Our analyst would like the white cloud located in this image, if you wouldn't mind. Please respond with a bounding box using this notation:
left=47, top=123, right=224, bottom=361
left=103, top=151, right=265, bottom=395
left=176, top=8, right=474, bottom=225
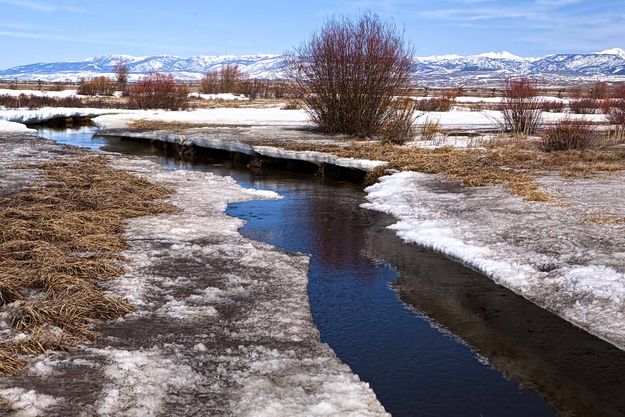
left=0, top=0, right=85, bottom=13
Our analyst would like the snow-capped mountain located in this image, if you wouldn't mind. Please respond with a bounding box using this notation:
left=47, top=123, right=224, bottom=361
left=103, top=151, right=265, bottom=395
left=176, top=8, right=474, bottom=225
left=0, top=54, right=287, bottom=82
left=1, top=50, right=625, bottom=86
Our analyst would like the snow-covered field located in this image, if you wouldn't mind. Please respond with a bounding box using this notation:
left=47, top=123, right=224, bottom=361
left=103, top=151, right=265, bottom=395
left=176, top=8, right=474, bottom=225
left=0, top=88, right=256, bottom=101
left=364, top=171, right=625, bottom=350
left=0, top=88, right=78, bottom=98
left=0, top=105, right=607, bottom=135
left=188, top=92, right=250, bottom=101
left=93, top=107, right=311, bottom=129
left=415, top=95, right=570, bottom=104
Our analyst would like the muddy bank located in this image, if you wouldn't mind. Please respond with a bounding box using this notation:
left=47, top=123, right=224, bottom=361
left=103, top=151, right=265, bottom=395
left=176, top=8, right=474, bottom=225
left=0, top=133, right=387, bottom=416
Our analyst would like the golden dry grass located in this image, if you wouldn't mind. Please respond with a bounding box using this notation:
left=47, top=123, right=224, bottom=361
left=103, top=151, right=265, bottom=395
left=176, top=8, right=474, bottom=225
left=271, top=136, right=625, bottom=201
left=0, top=156, right=177, bottom=373
left=130, top=119, right=253, bottom=131
left=584, top=215, right=625, bottom=224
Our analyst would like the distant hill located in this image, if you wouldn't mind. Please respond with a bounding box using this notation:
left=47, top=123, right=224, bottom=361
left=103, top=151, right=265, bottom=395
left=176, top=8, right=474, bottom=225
left=2, top=49, right=625, bottom=86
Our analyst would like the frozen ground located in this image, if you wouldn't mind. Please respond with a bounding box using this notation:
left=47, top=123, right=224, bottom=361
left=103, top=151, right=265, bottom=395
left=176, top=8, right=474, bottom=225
left=364, top=171, right=625, bottom=350
left=0, top=89, right=78, bottom=98
left=0, top=134, right=387, bottom=417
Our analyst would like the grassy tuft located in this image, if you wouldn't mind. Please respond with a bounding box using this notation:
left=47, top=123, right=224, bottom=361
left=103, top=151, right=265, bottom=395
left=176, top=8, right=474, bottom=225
left=0, top=156, right=176, bottom=373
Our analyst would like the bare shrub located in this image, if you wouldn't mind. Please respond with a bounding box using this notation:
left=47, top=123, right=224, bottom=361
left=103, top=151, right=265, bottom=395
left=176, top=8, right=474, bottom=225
left=127, top=72, right=189, bottom=110
left=590, top=81, right=609, bottom=100
left=77, top=76, right=116, bottom=96
left=607, top=99, right=625, bottom=126
left=415, top=96, right=453, bottom=112
left=114, top=61, right=129, bottom=96
left=0, top=94, right=125, bottom=109
left=379, top=99, right=419, bottom=144
left=570, top=98, right=601, bottom=114
left=220, top=64, right=242, bottom=93
left=200, top=65, right=246, bottom=95
left=539, top=100, right=565, bottom=112
left=539, top=119, right=599, bottom=151
left=569, top=85, right=584, bottom=99
left=200, top=70, right=220, bottom=94
left=49, top=82, right=66, bottom=92
left=498, top=78, right=543, bottom=134
left=612, top=84, right=625, bottom=100
left=239, top=79, right=264, bottom=101
left=287, top=13, right=416, bottom=140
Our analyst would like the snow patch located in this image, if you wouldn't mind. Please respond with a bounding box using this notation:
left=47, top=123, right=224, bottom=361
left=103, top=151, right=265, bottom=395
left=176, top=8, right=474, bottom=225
left=94, top=347, right=201, bottom=417
left=0, top=388, right=59, bottom=417
left=364, top=171, right=625, bottom=349
left=189, top=92, right=249, bottom=101
left=0, top=120, right=33, bottom=132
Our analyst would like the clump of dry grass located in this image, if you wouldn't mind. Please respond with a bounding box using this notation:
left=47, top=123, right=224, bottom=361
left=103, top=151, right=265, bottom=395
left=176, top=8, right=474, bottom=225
left=269, top=137, right=625, bottom=201
left=418, top=117, right=442, bottom=141
left=0, top=156, right=176, bottom=373
left=129, top=119, right=251, bottom=131
left=281, top=100, right=302, bottom=110
left=584, top=214, right=625, bottom=224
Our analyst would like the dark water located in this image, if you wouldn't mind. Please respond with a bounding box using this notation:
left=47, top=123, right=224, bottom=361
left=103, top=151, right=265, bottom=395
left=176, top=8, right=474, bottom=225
left=39, top=127, right=625, bottom=417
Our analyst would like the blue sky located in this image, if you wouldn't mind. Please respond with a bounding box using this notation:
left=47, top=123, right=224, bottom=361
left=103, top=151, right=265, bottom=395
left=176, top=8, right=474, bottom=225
left=0, top=0, right=623, bottom=68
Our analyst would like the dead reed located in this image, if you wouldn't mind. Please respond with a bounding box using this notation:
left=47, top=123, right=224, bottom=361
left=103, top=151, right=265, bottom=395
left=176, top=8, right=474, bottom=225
left=0, top=156, right=176, bottom=373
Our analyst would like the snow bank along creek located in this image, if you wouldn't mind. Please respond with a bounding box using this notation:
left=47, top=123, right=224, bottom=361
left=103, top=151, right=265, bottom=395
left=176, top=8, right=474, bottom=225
left=19, top=126, right=625, bottom=417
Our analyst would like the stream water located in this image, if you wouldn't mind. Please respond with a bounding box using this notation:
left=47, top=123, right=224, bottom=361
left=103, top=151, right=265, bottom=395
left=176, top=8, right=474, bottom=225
left=37, top=126, right=625, bottom=417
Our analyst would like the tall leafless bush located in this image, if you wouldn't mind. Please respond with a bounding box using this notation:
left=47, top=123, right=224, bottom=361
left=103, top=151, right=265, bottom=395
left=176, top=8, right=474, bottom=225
left=114, top=61, right=129, bottom=96
left=200, top=65, right=245, bottom=95
left=287, top=14, right=417, bottom=142
left=220, top=64, right=242, bottom=93
left=77, top=76, right=116, bottom=96
left=127, top=72, right=189, bottom=110
left=200, top=70, right=220, bottom=94
left=498, top=78, right=543, bottom=134
left=589, top=81, right=609, bottom=100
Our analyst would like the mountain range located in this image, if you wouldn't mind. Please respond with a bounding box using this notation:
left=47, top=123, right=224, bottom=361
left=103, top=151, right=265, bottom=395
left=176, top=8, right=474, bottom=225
left=1, top=49, right=625, bottom=87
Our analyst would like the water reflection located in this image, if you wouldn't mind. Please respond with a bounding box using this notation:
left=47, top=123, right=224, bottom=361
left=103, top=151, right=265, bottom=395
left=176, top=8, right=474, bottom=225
left=367, top=229, right=625, bottom=416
